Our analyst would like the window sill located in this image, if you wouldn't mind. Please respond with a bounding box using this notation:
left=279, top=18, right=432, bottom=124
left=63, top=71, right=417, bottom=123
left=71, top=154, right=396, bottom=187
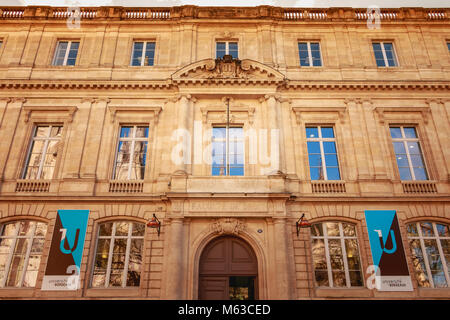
left=314, top=287, right=372, bottom=298
left=0, top=288, right=35, bottom=298
left=418, top=288, right=450, bottom=298
left=85, top=287, right=142, bottom=298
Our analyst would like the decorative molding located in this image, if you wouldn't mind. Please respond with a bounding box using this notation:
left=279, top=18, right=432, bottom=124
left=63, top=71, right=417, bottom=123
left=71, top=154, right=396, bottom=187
left=292, top=106, right=347, bottom=124
left=209, top=218, right=246, bottom=235
left=374, top=106, right=431, bottom=125
left=201, top=104, right=255, bottom=125
left=22, top=105, right=77, bottom=123
left=108, top=105, right=162, bottom=123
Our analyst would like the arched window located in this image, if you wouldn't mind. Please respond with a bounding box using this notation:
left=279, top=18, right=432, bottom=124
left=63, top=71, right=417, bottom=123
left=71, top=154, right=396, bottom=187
left=407, top=221, right=449, bottom=288
left=0, top=220, right=47, bottom=287
left=311, top=221, right=363, bottom=288
left=91, top=221, right=145, bottom=288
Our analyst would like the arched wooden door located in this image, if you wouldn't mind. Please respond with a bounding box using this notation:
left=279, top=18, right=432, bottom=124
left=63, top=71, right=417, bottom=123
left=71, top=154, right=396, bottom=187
left=198, top=236, right=258, bottom=300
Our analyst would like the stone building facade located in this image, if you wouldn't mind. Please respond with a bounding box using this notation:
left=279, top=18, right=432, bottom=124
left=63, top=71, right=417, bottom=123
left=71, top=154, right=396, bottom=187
left=0, top=5, right=449, bottom=300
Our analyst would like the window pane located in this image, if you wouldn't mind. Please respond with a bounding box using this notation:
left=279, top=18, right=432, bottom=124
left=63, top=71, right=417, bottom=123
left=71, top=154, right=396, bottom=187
left=396, top=155, right=409, bottom=167
left=407, top=142, right=421, bottom=155
left=349, top=271, right=363, bottom=286
left=309, top=167, right=322, bottom=180
left=390, top=127, right=402, bottom=138
left=403, top=127, right=417, bottom=139
left=342, top=223, right=356, bottom=237
left=120, top=127, right=133, bottom=138
left=1, top=223, right=17, bottom=237
left=436, top=224, right=449, bottom=237
left=307, top=141, right=320, bottom=154
left=308, top=154, right=322, bottom=167
left=136, top=127, right=149, bottom=138
left=132, top=223, right=145, bottom=237
left=407, top=223, right=419, bottom=237
left=314, top=271, right=329, bottom=286
left=420, top=222, right=434, bottom=237
left=324, top=154, right=338, bottom=167
left=326, top=167, right=341, bottom=180
left=326, top=223, right=340, bottom=237
left=323, top=142, right=336, bottom=154
left=312, top=239, right=325, bottom=257
left=311, top=223, right=323, bottom=237
left=332, top=271, right=346, bottom=287
left=345, top=239, right=361, bottom=270
left=115, top=222, right=130, bottom=236
left=320, top=127, right=334, bottom=138
left=306, top=127, right=319, bottom=138
left=229, top=42, right=238, bottom=59
left=99, top=223, right=113, bottom=236
left=413, top=167, right=428, bottom=181
left=409, top=239, right=430, bottom=287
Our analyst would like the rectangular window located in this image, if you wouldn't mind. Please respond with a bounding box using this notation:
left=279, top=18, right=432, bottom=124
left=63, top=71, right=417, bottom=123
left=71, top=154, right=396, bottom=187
left=216, top=41, right=238, bottom=59
left=298, top=42, right=322, bottom=67
left=390, top=126, right=428, bottom=180
left=212, top=127, right=244, bottom=176
left=52, top=41, right=79, bottom=66
left=372, top=42, right=398, bottom=67
left=306, top=126, right=340, bottom=180
left=113, top=126, right=149, bottom=180
left=23, top=125, right=63, bottom=180
left=131, top=41, right=155, bottom=66
left=447, top=42, right=450, bottom=53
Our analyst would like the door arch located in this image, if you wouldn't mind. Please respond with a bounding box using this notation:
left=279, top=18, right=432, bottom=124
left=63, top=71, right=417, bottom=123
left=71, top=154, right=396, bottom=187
left=198, top=235, right=258, bottom=300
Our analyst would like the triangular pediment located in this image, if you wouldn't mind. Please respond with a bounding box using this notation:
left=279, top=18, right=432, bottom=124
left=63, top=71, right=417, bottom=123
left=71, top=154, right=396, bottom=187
left=171, top=58, right=286, bottom=85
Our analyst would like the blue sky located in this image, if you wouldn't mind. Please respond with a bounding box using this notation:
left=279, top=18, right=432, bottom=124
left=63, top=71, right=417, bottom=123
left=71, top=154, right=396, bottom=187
left=3, top=0, right=449, bottom=8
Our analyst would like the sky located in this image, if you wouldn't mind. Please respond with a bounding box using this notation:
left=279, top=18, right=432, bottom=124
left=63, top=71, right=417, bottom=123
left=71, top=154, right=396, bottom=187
left=2, top=0, right=449, bottom=8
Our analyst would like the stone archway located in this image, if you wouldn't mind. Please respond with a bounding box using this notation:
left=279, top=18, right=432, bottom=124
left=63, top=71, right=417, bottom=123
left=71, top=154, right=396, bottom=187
left=198, top=235, right=258, bottom=300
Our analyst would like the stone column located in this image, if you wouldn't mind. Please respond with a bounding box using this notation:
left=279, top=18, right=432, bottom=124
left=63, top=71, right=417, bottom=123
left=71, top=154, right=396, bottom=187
left=164, top=217, right=185, bottom=299
left=272, top=217, right=293, bottom=299
left=427, top=99, right=450, bottom=180
left=346, top=98, right=372, bottom=180
left=263, top=94, right=282, bottom=175
left=0, top=98, right=23, bottom=180
left=79, top=98, right=109, bottom=179
left=172, top=94, right=193, bottom=175
left=62, top=98, right=94, bottom=179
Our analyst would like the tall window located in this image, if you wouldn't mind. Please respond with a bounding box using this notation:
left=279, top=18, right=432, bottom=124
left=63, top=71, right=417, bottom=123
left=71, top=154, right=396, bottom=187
left=372, top=42, right=398, bottom=67
left=0, top=221, right=47, bottom=288
left=131, top=41, right=155, bottom=66
left=311, top=222, right=363, bottom=288
left=212, top=127, right=244, bottom=176
left=390, top=126, right=428, bottom=180
left=306, top=126, right=340, bottom=180
left=298, top=42, right=322, bottom=67
left=52, top=40, right=79, bottom=66
left=447, top=42, right=450, bottom=53
left=216, top=41, right=238, bottom=59
left=113, top=126, right=149, bottom=180
left=91, top=221, right=145, bottom=288
left=407, top=222, right=449, bottom=288
left=23, top=125, right=63, bottom=180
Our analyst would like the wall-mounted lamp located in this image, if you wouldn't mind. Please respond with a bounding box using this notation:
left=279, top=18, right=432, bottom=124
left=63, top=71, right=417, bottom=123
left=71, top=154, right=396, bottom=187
left=147, top=213, right=161, bottom=237
left=296, top=213, right=311, bottom=237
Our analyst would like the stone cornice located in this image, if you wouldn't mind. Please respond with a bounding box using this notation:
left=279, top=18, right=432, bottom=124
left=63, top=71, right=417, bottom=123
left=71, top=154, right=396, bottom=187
left=0, top=6, right=448, bottom=23
left=0, top=80, right=449, bottom=91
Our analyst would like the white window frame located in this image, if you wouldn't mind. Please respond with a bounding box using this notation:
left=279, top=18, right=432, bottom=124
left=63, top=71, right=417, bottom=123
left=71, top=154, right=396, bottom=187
left=311, top=222, right=363, bottom=288
left=91, top=221, right=145, bottom=288
left=113, top=125, right=149, bottom=180
left=212, top=126, right=245, bottom=176
left=52, top=40, right=79, bottom=66
left=407, top=222, right=450, bottom=288
left=23, top=125, right=63, bottom=180
left=390, top=126, right=428, bottom=181
left=215, top=41, right=238, bottom=58
left=373, top=41, right=398, bottom=67
left=0, top=221, right=47, bottom=288
left=130, top=41, right=155, bottom=66
left=306, top=125, right=340, bottom=181
left=298, top=41, right=322, bottom=67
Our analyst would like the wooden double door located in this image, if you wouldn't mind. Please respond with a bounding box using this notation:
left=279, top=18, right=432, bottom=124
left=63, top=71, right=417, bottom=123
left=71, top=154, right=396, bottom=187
left=198, top=236, right=258, bottom=300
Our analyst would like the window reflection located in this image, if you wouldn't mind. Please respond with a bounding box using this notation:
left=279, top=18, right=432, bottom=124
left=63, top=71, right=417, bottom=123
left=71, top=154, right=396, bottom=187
left=92, top=221, right=145, bottom=288
left=310, top=222, right=363, bottom=288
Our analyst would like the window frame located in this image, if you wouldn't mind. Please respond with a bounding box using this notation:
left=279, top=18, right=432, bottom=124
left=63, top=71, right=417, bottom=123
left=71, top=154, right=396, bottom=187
left=372, top=41, right=399, bottom=67
left=112, top=125, right=150, bottom=180
left=310, top=221, right=364, bottom=288
left=0, top=220, right=47, bottom=288
left=22, top=124, right=64, bottom=180
left=407, top=221, right=450, bottom=288
left=90, top=220, right=146, bottom=289
left=389, top=125, right=429, bottom=181
left=215, top=41, right=239, bottom=59
left=298, top=41, right=322, bottom=67
left=52, top=40, right=80, bottom=66
left=305, top=125, right=341, bottom=181
left=130, top=41, right=156, bottom=67
left=211, top=125, right=245, bottom=176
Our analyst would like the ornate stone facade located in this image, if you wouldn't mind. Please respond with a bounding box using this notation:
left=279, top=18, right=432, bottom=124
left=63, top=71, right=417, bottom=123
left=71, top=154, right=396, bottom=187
left=0, top=5, right=449, bottom=300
